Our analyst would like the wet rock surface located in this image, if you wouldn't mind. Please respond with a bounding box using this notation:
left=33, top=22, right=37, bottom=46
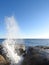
left=0, top=44, right=49, bottom=65
left=22, top=46, right=49, bottom=65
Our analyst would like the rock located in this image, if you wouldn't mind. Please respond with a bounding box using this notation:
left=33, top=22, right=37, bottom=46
left=0, top=55, right=6, bottom=65
left=0, top=55, right=10, bottom=65
left=22, top=46, right=49, bottom=65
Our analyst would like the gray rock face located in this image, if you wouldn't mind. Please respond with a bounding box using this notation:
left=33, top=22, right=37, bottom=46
left=1, top=44, right=49, bottom=65
left=22, top=46, right=49, bottom=65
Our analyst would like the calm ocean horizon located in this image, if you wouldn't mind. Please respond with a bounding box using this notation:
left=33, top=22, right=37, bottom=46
left=0, top=39, right=49, bottom=46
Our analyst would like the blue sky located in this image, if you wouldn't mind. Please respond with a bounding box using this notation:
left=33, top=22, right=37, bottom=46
left=0, top=0, right=49, bottom=38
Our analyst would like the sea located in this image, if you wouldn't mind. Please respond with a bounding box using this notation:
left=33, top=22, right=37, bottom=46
left=0, top=39, right=49, bottom=46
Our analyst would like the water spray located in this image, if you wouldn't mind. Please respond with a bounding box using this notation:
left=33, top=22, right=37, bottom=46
left=3, top=16, right=23, bottom=64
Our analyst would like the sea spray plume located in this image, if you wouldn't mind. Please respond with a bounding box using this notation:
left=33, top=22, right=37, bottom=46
left=3, top=16, right=23, bottom=64
left=5, top=16, right=21, bottom=39
left=3, top=39, right=21, bottom=63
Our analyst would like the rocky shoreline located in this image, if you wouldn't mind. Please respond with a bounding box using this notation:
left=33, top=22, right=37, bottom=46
left=0, top=44, right=49, bottom=65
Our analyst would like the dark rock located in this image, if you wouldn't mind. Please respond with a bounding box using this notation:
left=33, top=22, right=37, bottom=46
left=22, top=46, right=49, bottom=65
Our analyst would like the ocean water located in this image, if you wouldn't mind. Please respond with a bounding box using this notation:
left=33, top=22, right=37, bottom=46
left=24, top=39, right=49, bottom=46
left=0, top=39, right=49, bottom=46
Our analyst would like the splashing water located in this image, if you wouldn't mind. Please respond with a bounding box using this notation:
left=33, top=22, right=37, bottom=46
left=3, top=16, right=23, bottom=64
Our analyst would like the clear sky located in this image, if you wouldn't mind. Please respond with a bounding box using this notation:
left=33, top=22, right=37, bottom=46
left=0, top=0, right=49, bottom=38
